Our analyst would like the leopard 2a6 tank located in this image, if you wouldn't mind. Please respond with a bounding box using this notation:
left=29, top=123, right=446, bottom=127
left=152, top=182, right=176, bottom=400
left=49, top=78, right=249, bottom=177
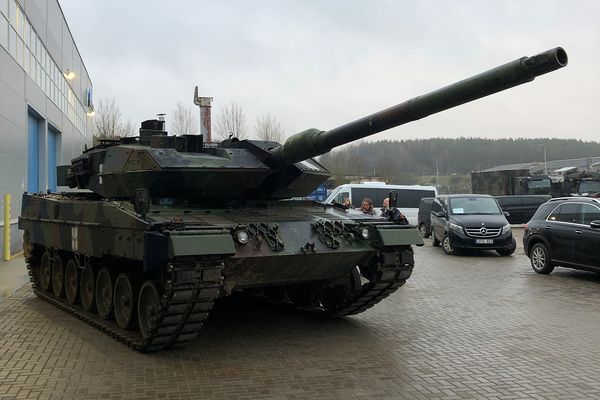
left=19, top=47, right=568, bottom=351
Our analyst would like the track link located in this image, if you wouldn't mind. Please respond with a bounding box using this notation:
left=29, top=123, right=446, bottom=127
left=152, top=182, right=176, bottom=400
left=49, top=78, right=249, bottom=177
left=27, top=254, right=224, bottom=352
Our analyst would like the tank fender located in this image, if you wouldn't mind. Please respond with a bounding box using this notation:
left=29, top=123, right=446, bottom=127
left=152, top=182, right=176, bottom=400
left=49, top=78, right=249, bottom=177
left=375, top=226, right=424, bottom=247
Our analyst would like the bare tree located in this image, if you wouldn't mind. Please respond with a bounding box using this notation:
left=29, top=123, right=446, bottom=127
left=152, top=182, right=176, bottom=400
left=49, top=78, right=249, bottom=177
left=215, top=102, right=247, bottom=140
left=92, top=97, right=134, bottom=141
left=122, top=119, right=136, bottom=137
left=171, top=102, right=198, bottom=135
left=254, top=114, right=284, bottom=143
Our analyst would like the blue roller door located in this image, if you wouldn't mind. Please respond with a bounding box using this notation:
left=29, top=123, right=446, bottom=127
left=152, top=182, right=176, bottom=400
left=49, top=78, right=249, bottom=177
left=27, top=113, right=39, bottom=193
left=48, top=127, right=58, bottom=192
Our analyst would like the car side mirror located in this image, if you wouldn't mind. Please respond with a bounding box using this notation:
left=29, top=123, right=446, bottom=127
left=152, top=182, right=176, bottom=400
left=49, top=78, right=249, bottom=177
left=590, top=220, right=600, bottom=229
left=133, top=188, right=150, bottom=218
left=503, top=211, right=510, bottom=217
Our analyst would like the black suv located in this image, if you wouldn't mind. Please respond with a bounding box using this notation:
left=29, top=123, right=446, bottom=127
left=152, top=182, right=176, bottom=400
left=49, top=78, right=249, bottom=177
left=523, top=197, right=600, bottom=274
left=417, top=197, right=434, bottom=238
left=430, top=194, right=516, bottom=255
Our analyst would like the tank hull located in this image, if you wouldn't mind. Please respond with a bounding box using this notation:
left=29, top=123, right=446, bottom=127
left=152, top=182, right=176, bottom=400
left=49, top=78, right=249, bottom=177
left=19, top=193, right=420, bottom=351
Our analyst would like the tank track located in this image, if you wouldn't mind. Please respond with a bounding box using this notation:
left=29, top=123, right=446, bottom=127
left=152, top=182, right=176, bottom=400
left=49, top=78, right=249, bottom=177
left=255, top=248, right=414, bottom=317
left=26, top=251, right=224, bottom=352
left=324, top=248, right=414, bottom=317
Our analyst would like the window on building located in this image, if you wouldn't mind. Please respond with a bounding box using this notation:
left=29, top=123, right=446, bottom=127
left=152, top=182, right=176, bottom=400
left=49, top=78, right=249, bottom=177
left=0, top=13, right=7, bottom=49
left=8, top=25, right=15, bottom=57
left=1, top=0, right=90, bottom=138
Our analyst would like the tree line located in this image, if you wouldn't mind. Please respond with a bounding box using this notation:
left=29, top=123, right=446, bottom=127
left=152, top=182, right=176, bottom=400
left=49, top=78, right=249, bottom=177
left=92, top=97, right=284, bottom=143
left=317, top=138, right=600, bottom=184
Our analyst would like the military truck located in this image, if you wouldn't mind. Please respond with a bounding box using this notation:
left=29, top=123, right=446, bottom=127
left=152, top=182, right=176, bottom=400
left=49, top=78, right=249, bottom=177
left=471, top=170, right=556, bottom=196
left=562, top=170, right=600, bottom=196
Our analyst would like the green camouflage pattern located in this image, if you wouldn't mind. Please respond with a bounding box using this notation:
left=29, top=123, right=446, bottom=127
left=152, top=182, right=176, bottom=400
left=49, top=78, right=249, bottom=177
left=18, top=47, right=567, bottom=351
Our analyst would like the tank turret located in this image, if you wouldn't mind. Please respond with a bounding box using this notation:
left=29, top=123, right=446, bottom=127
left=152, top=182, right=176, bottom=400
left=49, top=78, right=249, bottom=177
left=60, top=47, right=567, bottom=203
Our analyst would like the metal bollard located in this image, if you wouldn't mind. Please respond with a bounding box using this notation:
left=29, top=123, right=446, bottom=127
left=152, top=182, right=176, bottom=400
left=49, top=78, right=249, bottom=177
left=4, top=194, right=10, bottom=261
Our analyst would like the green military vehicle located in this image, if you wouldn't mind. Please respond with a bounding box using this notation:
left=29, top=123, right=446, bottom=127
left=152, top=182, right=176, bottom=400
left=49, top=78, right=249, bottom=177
left=562, top=170, right=600, bottom=197
left=19, top=47, right=567, bottom=351
left=471, top=170, right=556, bottom=196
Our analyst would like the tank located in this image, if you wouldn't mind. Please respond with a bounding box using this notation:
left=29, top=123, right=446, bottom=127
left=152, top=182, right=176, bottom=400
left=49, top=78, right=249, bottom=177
left=19, top=47, right=568, bottom=352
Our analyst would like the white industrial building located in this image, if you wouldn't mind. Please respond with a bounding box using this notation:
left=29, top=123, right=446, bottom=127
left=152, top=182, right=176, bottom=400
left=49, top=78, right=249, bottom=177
left=0, top=0, right=93, bottom=253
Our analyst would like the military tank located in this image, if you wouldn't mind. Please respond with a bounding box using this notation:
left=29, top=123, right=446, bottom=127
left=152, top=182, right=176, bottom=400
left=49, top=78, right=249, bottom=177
left=19, top=47, right=567, bottom=351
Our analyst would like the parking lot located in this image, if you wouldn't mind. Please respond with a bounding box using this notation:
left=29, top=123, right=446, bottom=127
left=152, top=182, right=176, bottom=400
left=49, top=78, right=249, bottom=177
left=1, top=228, right=600, bottom=400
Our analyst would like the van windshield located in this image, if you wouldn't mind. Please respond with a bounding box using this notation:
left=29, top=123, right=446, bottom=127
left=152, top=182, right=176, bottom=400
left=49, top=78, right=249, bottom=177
left=448, top=197, right=501, bottom=215
left=578, top=180, right=600, bottom=194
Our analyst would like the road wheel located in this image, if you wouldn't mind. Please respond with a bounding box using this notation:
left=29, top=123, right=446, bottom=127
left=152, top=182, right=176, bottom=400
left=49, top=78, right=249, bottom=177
left=418, top=224, right=430, bottom=238
left=96, top=268, right=114, bottom=320
left=80, top=264, right=95, bottom=311
left=497, top=238, right=517, bottom=256
left=64, top=259, right=79, bottom=304
left=530, top=243, right=554, bottom=274
left=114, top=273, right=136, bottom=329
left=319, top=267, right=362, bottom=310
left=286, top=283, right=316, bottom=307
left=51, top=255, right=65, bottom=298
left=39, top=252, right=52, bottom=292
left=432, top=231, right=440, bottom=247
left=442, top=234, right=456, bottom=255
left=138, top=281, right=160, bottom=338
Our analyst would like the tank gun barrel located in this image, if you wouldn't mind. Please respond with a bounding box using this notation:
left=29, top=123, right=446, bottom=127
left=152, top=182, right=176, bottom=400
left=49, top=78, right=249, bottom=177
left=270, top=47, right=567, bottom=165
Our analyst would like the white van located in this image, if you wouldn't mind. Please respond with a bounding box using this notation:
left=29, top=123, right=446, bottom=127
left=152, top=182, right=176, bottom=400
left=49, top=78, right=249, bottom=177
left=324, top=182, right=438, bottom=225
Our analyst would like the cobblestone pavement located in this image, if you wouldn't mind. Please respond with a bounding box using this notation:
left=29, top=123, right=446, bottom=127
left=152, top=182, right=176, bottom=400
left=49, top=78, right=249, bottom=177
left=2, top=229, right=600, bottom=400
left=0, top=255, right=29, bottom=302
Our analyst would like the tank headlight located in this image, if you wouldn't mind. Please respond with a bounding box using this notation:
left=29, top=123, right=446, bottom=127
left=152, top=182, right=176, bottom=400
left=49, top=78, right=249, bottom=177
left=361, top=227, right=372, bottom=240
left=236, top=230, right=249, bottom=244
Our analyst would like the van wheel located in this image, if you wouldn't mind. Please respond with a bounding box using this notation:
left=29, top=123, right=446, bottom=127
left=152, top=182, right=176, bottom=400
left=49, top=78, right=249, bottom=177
left=432, top=231, right=440, bottom=247
left=442, top=235, right=456, bottom=255
left=418, top=224, right=430, bottom=238
left=530, top=243, right=554, bottom=274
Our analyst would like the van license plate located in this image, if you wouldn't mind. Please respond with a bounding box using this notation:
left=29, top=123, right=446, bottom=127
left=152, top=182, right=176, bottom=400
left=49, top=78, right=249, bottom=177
left=475, top=239, right=494, bottom=244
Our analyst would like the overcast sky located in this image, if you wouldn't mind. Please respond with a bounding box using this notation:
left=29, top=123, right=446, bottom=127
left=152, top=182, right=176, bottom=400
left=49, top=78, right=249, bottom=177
left=60, top=0, right=600, bottom=144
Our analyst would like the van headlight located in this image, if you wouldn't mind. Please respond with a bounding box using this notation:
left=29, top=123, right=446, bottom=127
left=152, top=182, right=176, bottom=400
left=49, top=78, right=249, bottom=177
left=502, top=224, right=512, bottom=234
left=449, top=222, right=463, bottom=233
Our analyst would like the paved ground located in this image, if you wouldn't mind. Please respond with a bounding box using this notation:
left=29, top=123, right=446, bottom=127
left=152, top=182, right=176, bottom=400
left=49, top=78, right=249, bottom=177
left=1, top=228, right=600, bottom=400
left=0, top=255, right=29, bottom=302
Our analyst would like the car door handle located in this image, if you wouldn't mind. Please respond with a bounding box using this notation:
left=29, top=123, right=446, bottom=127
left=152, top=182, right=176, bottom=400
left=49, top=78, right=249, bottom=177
left=575, top=230, right=583, bottom=234
left=544, top=225, right=551, bottom=230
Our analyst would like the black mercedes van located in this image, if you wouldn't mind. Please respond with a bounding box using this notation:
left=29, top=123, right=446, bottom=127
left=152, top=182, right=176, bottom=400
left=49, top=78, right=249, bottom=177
left=430, top=194, right=516, bottom=255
